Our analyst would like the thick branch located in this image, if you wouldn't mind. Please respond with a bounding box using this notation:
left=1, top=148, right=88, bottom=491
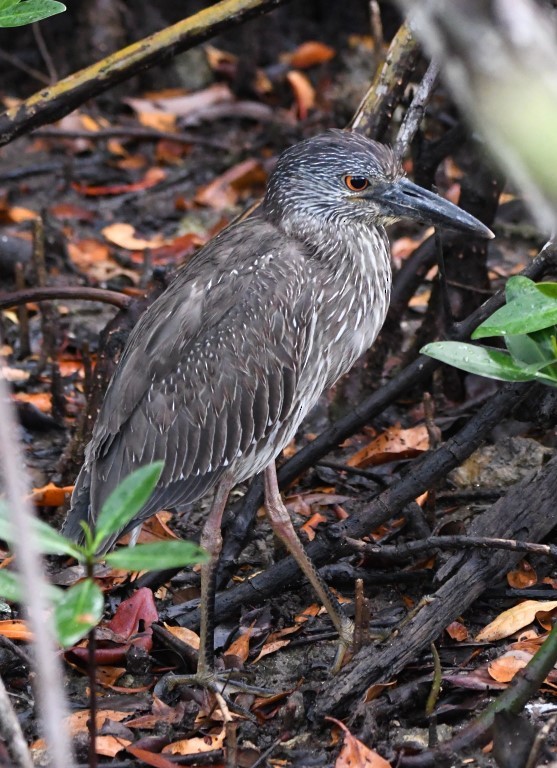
left=0, top=0, right=290, bottom=147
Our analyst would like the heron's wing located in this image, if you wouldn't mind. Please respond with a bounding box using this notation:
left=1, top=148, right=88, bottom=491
left=69, top=219, right=318, bottom=540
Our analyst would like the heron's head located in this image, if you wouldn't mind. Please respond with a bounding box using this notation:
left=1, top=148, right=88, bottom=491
left=263, top=129, right=493, bottom=238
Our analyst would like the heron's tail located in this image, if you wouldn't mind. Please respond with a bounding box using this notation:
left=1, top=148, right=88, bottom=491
left=61, top=467, right=91, bottom=543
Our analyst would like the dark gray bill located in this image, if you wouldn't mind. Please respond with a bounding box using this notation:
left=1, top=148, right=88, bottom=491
left=373, top=177, right=495, bottom=238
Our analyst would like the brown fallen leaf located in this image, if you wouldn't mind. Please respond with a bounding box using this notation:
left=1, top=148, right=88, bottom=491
left=286, top=70, right=315, bottom=119
left=126, top=745, right=177, bottom=768
left=13, top=392, right=51, bottom=414
left=162, top=728, right=225, bottom=755
left=74, top=167, right=166, bottom=197
left=445, top=621, right=469, bottom=642
left=507, top=560, right=537, bottom=589
left=347, top=424, right=429, bottom=468
left=476, top=600, right=557, bottom=642
left=95, top=735, right=131, bottom=758
left=162, top=623, right=200, bottom=650
left=31, top=482, right=73, bottom=507
left=285, top=40, right=336, bottom=69
left=326, top=717, right=392, bottom=767
left=488, top=650, right=532, bottom=683
left=0, top=620, right=33, bottom=642
left=102, top=222, right=167, bottom=251
left=300, top=512, right=328, bottom=541
left=195, top=158, right=266, bottom=209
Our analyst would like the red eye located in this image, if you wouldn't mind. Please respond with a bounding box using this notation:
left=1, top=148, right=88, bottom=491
left=344, top=175, right=369, bottom=192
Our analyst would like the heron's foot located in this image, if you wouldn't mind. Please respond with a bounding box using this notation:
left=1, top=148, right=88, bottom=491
left=330, top=616, right=355, bottom=674
left=155, top=670, right=275, bottom=721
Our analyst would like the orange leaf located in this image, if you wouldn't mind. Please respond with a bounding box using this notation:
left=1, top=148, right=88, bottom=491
left=95, top=735, right=131, bottom=758
left=286, top=70, right=315, bottom=119
left=488, top=650, right=532, bottom=683
left=13, top=392, right=51, bottom=413
left=226, top=621, right=256, bottom=663
left=49, top=203, right=95, bottom=221
left=162, top=728, right=225, bottom=755
left=8, top=206, right=39, bottom=222
left=286, top=41, right=335, bottom=69
left=476, top=600, right=557, bottom=642
left=73, top=167, right=166, bottom=196
left=445, top=621, right=468, bottom=641
left=253, top=638, right=291, bottom=663
left=347, top=424, right=429, bottom=468
left=126, top=746, right=177, bottom=767
left=300, top=512, right=328, bottom=541
left=195, top=159, right=266, bottom=210
left=102, top=222, right=167, bottom=251
left=0, top=620, right=33, bottom=642
left=31, top=482, right=73, bottom=507
left=507, top=560, right=537, bottom=589
left=326, top=717, right=392, bottom=767
left=162, top=623, right=200, bottom=650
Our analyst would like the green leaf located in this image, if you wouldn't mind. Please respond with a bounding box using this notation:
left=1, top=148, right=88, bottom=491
left=0, top=0, right=65, bottom=27
left=0, top=569, right=62, bottom=604
left=504, top=333, right=553, bottom=367
left=473, top=279, right=557, bottom=339
left=105, top=540, right=207, bottom=571
left=421, top=342, right=536, bottom=381
left=0, top=570, right=25, bottom=603
left=53, top=579, right=104, bottom=648
left=0, top=502, right=84, bottom=558
left=93, top=462, right=164, bottom=551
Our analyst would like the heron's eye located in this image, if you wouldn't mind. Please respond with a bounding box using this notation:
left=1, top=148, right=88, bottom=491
left=344, top=175, right=369, bottom=192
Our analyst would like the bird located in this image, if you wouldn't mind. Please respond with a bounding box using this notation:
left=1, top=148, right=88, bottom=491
left=63, top=129, right=492, bottom=678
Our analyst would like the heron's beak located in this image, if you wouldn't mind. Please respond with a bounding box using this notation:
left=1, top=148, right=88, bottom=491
left=373, top=177, right=495, bottom=238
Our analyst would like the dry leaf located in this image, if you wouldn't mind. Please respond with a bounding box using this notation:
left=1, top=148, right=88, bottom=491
left=285, top=40, right=336, bottom=69
left=300, top=512, right=328, bottom=541
left=0, top=620, right=33, bottom=642
left=7, top=206, right=39, bottom=222
left=507, top=560, right=537, bottom=589
left=488, top=650, right=532, bottom=683
left=95, top=735, right=131, bottom=757
left=125, top=745, right=177, bottom=767
left=31, top=482, right=73, bottom=507
left=347, top=424, right=429, bottom=468
left=253, top=638, right=291, bottom=663
left=195, top=158, right=266, bottom=209
left=326, top=717, right=392, bottom=767
left=446, top=621, right=469, bottom=641
left=162, top=623, right=200, bottom=650
left=286, top=70, right=315, bottom=119
left=226, top=620, right=256, bottom=663
left=102, top=223, right=167, bottom=251
left=476, top=600, right=557, bottom=642
left=162, top=728, right=225, bottom=755
left=1, top=366, right=30, bottom=383
left=13, top=392, right=51, bottom=413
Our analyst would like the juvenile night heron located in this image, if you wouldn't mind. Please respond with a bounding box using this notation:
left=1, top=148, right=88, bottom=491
left=64, top=129, right=492, bottom=675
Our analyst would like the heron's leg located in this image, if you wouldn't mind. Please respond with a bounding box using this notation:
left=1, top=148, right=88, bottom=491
left=197, top=474, right=235, bottom=675
left=263, top=464, right=354, bottom=670
left=158, top=474, right=273, bottom=712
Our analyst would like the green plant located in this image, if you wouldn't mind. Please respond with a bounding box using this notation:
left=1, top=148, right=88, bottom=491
left=0, top=462, right=206, bottom=647
left=422, top=276, right=557, bottom=387
left=0, top=0, right=65, bottom=27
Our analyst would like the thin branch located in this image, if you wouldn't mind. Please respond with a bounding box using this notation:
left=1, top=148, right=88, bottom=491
left=350, top=20, right=421, bottom=140
left=0, top=0, right=291, bottom=148
left=345, top=534, right=557, bottom=562
left=0, top=286, right=132, bottom=311
left=394, top=59, right=440, bottom=159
